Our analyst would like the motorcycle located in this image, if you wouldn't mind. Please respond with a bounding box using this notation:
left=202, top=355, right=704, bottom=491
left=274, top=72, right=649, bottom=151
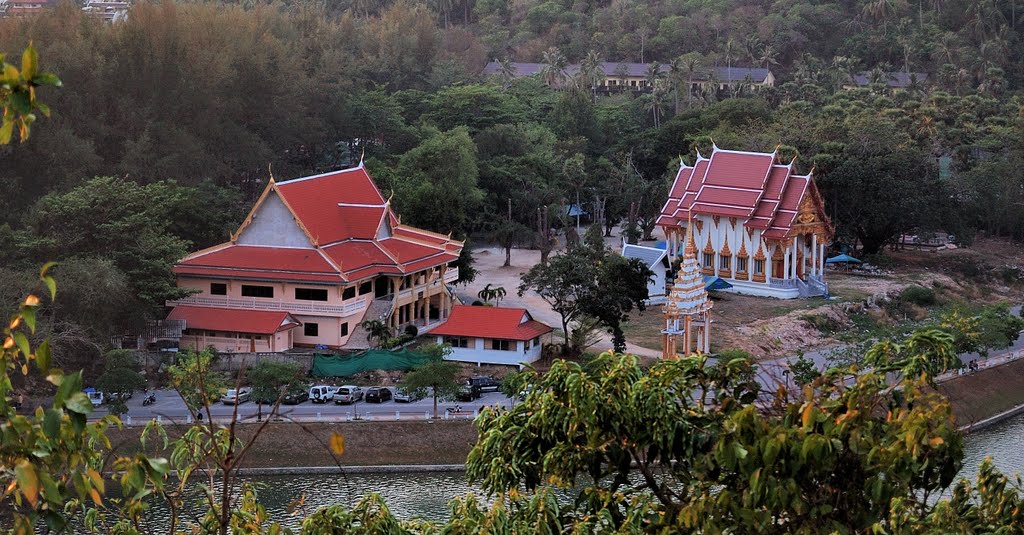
left=142, top=394, right=156, bottom=406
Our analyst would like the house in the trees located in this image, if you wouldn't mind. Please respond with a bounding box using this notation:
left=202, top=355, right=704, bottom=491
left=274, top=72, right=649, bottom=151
left=432, top=305, right=552, bottom=368
left=166, top=162, right=463, bottom=352
left=657, top=145, right=834, bottom=299
left=621, top=243, right=671, bottom=304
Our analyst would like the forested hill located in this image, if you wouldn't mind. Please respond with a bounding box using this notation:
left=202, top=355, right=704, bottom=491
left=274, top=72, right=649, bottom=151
left=0, top=0, right=1022, bottom=368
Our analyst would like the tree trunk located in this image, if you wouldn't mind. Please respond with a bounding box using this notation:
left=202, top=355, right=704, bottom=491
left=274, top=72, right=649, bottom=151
left=432, top=390, right=439, bottom=419
left=504, top=245, right=511, bottom=267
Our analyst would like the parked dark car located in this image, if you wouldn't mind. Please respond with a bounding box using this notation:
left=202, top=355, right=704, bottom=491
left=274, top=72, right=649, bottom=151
left=469, top=376, right=501, bottom=393
left=282, top=390, right=309, bottom=405
left=455, top=383, right=481, bottom=402
left=364, top=387, right=393, bottom=403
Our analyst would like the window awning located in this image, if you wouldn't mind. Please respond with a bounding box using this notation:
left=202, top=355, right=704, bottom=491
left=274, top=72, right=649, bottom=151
left=166, top=306, right=301, bottom=335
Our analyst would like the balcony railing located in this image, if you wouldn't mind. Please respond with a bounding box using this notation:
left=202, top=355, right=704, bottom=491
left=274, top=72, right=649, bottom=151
left=444, top=267, right=459, bottom=283
left=166, top=295, right=366, bottom=317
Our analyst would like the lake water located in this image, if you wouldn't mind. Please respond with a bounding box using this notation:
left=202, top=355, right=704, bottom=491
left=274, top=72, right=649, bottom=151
left=128, top=412, right=1024, bottom=530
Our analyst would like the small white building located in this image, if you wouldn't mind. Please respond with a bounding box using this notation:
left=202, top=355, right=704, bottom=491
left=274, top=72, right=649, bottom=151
left=433, top=305, right=553, bottom=368
left=621, top=243, right=671, bottom=304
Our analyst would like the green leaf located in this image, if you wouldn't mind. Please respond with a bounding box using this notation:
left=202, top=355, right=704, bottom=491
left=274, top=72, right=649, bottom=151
left=146, top=457, right=170, bottom=476
left=15, top=459, right=39, bottom=507
left=0, top=119, right=12, bottom=144
left=13, top=331, right=30, bottom=357
left=35, top=340, right=50, bottom=372
left=31, top=73, right=61, bottom=88
left=43, top=408, right=60, bottom=438
left=19, top=305, right=35, bottom=333
left=64, top=392, right=93, bottom=415
left=41, top=275, right=56, bottom=300
left=21, top=44, right=37, bottom=81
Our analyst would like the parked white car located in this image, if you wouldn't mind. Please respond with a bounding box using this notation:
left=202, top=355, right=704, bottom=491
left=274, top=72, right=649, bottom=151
left=309, top=385, right=338, bottom=403
left=85, top=388, right=104, bottom=407
left=222, top=388, right=252, bottom=405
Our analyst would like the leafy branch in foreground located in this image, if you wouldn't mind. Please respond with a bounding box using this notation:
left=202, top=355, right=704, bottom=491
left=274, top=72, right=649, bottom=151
left=0, top=42, right=60, bottom=144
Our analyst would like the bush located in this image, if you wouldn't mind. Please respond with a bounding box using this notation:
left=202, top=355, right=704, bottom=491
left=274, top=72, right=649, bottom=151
left=900, top=285, right=936, bottom=307
left=801, top=314, right=844, bottom=334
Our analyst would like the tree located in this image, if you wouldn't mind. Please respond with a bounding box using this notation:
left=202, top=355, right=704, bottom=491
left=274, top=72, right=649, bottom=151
left=789, top=352, right=821, bottom=387
left=96, top=349, right=146, bottom=417
left=476, top=283, right=507, bottom=305
left=401, top=344, right=462, bottom=418
left=453, top=238, right=478, bottom=285
left=466, top=336, right=967, bottom=532
left=167, top=349, right=227, bottom=418
left=539, top=47, right=567, bottom=88
left=361, top=319, right=393, bottom=348
left=394, top=127, right=484, bottom=238
left=519, top=227, right=652, bottom=353
left=248, top=360, right=302, bottom=421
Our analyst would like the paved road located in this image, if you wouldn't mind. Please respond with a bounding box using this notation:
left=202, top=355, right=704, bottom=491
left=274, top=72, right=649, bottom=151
left=94, top=389, right=516, bottom=425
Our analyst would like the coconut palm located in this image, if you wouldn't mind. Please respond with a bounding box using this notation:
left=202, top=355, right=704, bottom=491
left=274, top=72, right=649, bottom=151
left=681, top=53, right=702, bottom=108
left=723, top=39, right=739, bottom=97
left=646, top=87, right=667, bottom=127
left=644, top=61, right=662, bottom=92
left=361, top=319, right=392, bottom=348
left=540, top=47, right=568, bottom=88
left=579, top=50, right=604, bottom=99
left=497, top=58, right=517, bottom=89
left=666, top=56, right=685, bottom=114
left=477, top=283, right=508, bottom=305
left=758, top=44, right=779, bottom=71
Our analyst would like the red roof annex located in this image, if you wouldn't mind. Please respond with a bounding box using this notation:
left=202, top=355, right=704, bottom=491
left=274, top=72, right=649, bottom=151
left=431, top=305, right=553, bottom=341
left=174, top=163, right=463, bottom=283
left=167, top=306, right=301, bottom=334
left=657, top=146, right=825, bottom=239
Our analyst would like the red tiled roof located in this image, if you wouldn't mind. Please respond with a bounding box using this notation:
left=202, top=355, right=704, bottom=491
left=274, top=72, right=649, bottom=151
left=174, top=164, right=463, bottom=283
left=167, top=306, right=301, bottom=334
left=658, top=147, right=823, bottom=238
left=431, top=305, right=553, bottom=341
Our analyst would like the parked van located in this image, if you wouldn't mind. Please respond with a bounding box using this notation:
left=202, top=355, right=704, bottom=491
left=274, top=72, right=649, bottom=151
left=309, top=385, right=337, bottom=403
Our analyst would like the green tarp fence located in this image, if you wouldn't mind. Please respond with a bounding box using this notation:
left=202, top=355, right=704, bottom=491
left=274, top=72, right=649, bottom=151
left=311, top=349, right=431, bottom=378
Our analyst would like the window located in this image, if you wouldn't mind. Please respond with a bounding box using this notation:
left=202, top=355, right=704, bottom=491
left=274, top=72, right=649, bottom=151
left=702, top=252, right=713, bottom=267
left=489, top=339, right=513, bottom=351
left=444, top=336, right=469, bottom=348
left=341, top=323, right=349, bottom=336
left=295, top=288, right=328, bottom=301
left=359, top=281, right=373, bottom=295
left=241, top=285, right=274, bottom=298
left=531, top=336, right=541, bottom=348
left=342, top=286, right=356, bottom=300
left=754, top=259, right=765, bottom=275
left=210, top=283, right=227, bottom=295
left=304, top=323, right=319, bottom=337
left=719, top=255, right=731, bottom=270
left=737, top=257, right=748, bottom=273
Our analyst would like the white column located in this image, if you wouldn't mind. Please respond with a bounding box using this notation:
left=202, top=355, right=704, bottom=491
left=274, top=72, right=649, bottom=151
left=782, top=246, right=790, bottom=281
left=820, top=243, right=826, bottom=276
left=792, top=237, right=799, bottom=278
left=811, top=234, right=818, bottom=276
left=765, top=244, right=772, bottom=281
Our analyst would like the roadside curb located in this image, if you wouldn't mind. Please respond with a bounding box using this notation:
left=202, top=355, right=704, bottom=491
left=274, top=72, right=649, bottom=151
left=959, top=402, right=1024, bottom=434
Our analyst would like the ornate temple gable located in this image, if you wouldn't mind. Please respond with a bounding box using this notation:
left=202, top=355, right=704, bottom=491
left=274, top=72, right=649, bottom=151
left=720, top=236, right=731, bottom=256
left=703, top=235, right=715, bottom=254
left=737, top=240, right=748, bottom=258
left=234, top=184, right=315, bottom=249
left=694, top=218, right=704, bottom=234
left=787, top=179, right=834, bottom=240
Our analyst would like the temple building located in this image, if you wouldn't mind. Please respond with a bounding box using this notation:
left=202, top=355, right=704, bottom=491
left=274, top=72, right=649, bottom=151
left=657, top=145, right=834, bottom=299
left=165, top=162, right=463, bottom=352
left=662, top=232, right=712, bottom=358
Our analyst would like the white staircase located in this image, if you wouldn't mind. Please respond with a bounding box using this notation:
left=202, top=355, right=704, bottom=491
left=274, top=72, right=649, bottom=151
left=343, top=298, right=394, bottom=349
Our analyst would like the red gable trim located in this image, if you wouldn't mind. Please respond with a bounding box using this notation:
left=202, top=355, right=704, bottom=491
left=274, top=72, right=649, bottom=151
left=167, top=306, right=301, bottom=335
left=431, top=305, right=553, bottom=341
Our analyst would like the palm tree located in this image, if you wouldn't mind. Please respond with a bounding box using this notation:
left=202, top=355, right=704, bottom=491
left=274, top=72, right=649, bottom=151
left=361, top=320, right=392, bottom=348
left=579, top=50, right=603, bottom=100
left=681, top=53, right=702, bottom=108
left=666, top=56, right=685, bottom=114
left=497, top=58, right=517, bottom=89
left=646, top=87, right=666, bottom=128
left=758, top=44, right=779, bottom=71
left=644, top=61, right=662, bottom=92
left=477, top=283, right=508, bottom=306
left=540, top=47, right=567, bottom=88
left=723, top=39, right=739, bottom=97
left=435, top=0, right=454, bottom=28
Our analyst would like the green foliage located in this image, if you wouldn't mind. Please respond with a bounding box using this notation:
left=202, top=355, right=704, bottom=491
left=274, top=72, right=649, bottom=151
left=519, top=226, right=653, bottom=353
left=249, top=360, right=303, bottom=406
left=96, top=350, right=146, bottom=416
left=401, top=343, right=461, bottom=419
left=167, top=350, right=226, bottom=414
left=789, top=352, right=821, bottom=387
left=938, top=304, right=1024, bottom=358
left=900, top=285, right=937, bottom=307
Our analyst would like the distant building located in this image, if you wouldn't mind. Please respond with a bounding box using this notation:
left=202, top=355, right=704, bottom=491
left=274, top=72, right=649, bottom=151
left=432, top=305, right=552, bottom=367
left=621, top=243, right=670, bottom=304
left=0, top=0, right=57, bottom=17
left=482, top=61, right=775, bottom=93
left=844, top=71, right=929, bottom=90
left=82, top=0, right=129, bottom=22
left=166, top=162, right=463, bottom=353
left=657, top=145, right=834, bottom=299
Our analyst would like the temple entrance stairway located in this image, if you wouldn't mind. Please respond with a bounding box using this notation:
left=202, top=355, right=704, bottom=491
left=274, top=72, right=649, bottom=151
left=343, top=298, right=394, bottom=350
